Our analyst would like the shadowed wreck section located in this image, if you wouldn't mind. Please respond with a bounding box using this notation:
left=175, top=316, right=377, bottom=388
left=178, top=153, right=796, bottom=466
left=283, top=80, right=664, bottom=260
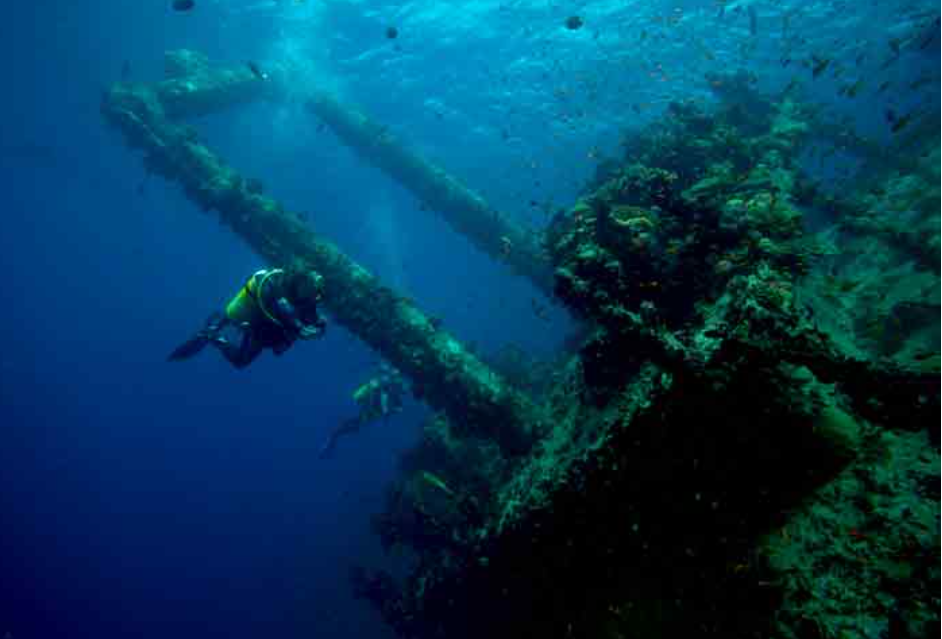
left=100, top=79, right=541, bottom=455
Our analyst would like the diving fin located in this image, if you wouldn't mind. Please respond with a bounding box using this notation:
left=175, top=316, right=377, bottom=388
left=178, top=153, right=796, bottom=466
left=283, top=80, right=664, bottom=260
left=167, top=333, right=210, bottom=362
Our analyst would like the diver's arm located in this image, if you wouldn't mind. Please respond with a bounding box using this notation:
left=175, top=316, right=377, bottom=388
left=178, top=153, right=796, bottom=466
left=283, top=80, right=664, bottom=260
left=274, top=297, right=301, bottom=329
left=299, top=316, right=326, bottom=340
left=274, top=297, right=325, bottom=340
left=274, top=297, right=306, bottom=338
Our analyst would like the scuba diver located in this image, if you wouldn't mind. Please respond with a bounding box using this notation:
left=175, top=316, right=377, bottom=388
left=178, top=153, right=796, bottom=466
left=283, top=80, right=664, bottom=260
left=168, top=266, right=327, bottom=369
left=318, top=364, right=408, bottom=459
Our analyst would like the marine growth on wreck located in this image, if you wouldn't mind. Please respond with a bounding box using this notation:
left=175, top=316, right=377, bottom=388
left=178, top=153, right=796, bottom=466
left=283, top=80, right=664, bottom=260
left=349, top=73, right=940, bottom=639
left=99, top=6, right=939, bottom=638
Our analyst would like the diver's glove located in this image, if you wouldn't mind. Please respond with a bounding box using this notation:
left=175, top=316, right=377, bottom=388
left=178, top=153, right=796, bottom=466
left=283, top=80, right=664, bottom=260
left=197, top=312, right=228, bottom=340
left=298, top=317, right=326, bottom=340
left=275, top=297, right=325, bottom=340
left=203, top=312, right=221, bottom=330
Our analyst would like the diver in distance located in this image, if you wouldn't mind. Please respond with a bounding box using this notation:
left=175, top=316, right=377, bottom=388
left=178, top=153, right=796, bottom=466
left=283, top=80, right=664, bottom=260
left=318, top=364, right=408, bottom=459
left=169, top=265, right=327, bottom=369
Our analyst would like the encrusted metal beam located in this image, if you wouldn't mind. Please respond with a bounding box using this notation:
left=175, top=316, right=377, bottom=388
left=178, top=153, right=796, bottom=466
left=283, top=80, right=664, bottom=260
left=150, top=50, right=555, bottom=297
left=302, top=92, right=555, bottom=296
left=101, top=80, right=539, bottom=454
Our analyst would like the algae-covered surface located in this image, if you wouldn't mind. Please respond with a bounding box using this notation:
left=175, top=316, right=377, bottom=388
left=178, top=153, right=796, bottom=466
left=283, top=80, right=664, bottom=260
left=354, top=77, right=940, bottom=639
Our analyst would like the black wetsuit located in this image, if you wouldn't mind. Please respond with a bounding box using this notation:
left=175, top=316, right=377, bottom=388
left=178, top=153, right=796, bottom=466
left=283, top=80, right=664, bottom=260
left=211, top=312, right=295, bottom=369
left=213, top=272, right=325, bottom=369
left=169, top=270, right=325, bottom=369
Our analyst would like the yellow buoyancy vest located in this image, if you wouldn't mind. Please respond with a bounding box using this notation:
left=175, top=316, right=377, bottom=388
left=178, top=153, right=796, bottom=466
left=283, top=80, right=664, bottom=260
left=225, top=269, right=284, bottom=325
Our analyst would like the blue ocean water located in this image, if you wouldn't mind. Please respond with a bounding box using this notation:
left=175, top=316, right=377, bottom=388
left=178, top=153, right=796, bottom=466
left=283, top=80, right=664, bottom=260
left=0, top=1, right=937, bottom=638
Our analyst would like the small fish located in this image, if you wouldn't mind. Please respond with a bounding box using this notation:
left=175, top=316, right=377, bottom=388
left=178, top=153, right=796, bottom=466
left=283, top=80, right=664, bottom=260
left=564, top=15, right=584, bottom=30
left=889, top=110, right=916, bottom=134
left=172, top=0, right=195, bottom=11
left=811, top=55, right=830, bottom=78
left=885, top=108, right=899, bottom=123
left=876, top=80, right=891, bottom=93
left=782, top=77, right=801, bottom=95
left=499, top=235, right=513, bottom=259
left=385, top=26, right=398, bottom=39
left=880, top=54, right=899, bottom=70
left=825, top=276, right=861, bottom=293
left=246, top=61, right=267, bottom=80
left=917, top=19, right=938, bottom=49
left=420, top=471, right=455, bottom=496
left=909, top=74, right=934, bottom=91
left=840, top=79, right=864, bottom=98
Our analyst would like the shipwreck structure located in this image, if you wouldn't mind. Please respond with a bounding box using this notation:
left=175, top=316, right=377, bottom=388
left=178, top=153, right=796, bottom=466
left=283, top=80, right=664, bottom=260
left=103, top=53, right=940, bottom=639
